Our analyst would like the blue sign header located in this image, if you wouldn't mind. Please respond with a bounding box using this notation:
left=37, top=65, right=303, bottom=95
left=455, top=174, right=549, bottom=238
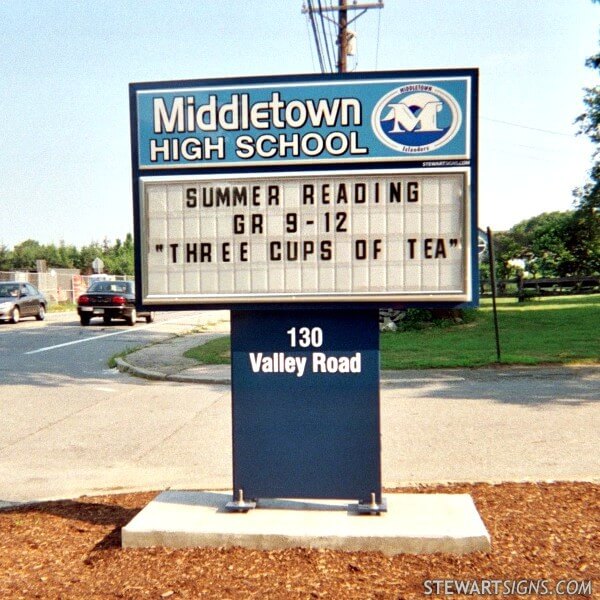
left=131, top=70, right=475, bottom=170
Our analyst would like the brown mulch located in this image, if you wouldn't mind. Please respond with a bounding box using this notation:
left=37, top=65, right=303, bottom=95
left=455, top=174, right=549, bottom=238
left=0, top=482, right=598, bottom=599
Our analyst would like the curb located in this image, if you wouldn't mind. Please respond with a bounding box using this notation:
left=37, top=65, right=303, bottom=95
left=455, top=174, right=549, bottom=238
left=116, top=356, right=231, bottom=385
left=116, top=356, right=600, bottom=386
left=115, top=358, right=167, bottom=381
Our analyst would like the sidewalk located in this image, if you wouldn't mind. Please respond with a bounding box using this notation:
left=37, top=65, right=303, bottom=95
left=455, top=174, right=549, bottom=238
left=116, top=318, right=232, bottom=384
left=116, top=316, right=600, bottom=386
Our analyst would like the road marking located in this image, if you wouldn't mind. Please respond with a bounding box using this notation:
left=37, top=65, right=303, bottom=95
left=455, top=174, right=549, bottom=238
left=24, top=314, right=203, bottom=355
left=25, top=327, right=141, bottom=354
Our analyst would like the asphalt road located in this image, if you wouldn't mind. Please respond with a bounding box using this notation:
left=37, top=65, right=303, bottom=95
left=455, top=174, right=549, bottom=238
left=0, top=310, right=233, bottom=504
left=0, top=310, right=208, bottom=381
left=0, top=311, right=599, bottom=505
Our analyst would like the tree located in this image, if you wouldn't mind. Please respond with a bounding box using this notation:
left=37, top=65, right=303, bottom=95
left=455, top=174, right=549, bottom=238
left=103, top=234, right=134, bottom=276
left=494, top=211, right=598, bottom=278
left=0, top=245, right=13, bottom=271
left=11, top=240, right=43, bottom=271
left=572, top=25, right=600, bottom=273
left=76, top=242, right=105, bottom=273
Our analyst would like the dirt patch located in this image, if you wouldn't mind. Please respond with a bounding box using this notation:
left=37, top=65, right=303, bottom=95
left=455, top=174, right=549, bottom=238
left=0, top=482, right=597, bottom=599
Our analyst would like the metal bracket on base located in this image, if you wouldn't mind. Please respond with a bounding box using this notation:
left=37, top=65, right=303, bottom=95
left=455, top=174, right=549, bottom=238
left=225, top=489, right=257, bottom=513
left=353, top=492, right=387, bottom=515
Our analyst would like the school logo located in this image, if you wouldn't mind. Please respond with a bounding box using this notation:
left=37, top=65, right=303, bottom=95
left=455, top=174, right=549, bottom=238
left=372, top=84, right=462, bottom=154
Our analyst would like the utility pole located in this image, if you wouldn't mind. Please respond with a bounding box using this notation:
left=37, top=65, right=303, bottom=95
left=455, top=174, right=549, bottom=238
left=338, top=0, right=348, bottom=73
left=302, top=1, right=384, bottom=74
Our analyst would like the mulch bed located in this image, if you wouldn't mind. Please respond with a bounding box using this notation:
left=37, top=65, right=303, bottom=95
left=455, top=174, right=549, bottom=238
left=0, top=482, right=598, bottom=599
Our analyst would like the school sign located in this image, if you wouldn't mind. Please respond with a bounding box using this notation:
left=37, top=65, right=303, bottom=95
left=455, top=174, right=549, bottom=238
left=130, top=70, right=478, bottom=510
left=130, top=70, right=478, bottom=308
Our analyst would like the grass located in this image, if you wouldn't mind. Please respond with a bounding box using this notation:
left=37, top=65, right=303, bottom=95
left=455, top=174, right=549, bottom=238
left=48, top=301, right=77, bottom=313
left=184, top=336, right=230, bottom=364
left=184, top=295, right=600, bottom=370
left=108, top=346, right=142, bottom=369
left=381, top=295, right=600, bottom=369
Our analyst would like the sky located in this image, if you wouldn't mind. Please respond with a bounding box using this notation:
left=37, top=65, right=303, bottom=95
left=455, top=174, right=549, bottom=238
left=0, top=0, right=598, bottom=250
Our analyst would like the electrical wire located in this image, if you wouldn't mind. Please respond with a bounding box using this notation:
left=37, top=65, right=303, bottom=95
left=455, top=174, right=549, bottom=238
left=347, top=0, right=358, bottom=71
left=317, top=0, right=335, bottom=72
left=305, top=0, right=384, bottom=73
left=482, top=117, right=573, bottom=137
left=306, top=0, right=326, bottom=72
left=375, top=1, right=382, bottom=70
left=326, top=0, right=339, bottom=71
left=304, top=6, right=318, bottom=72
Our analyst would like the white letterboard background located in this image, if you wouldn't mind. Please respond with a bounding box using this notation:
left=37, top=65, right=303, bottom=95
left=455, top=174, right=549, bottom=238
left=140, top=170, right=471, bottom=304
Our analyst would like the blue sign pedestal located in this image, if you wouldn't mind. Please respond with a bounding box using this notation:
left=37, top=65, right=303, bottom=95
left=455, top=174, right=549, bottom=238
left=230, top=309, right=382, bottom=507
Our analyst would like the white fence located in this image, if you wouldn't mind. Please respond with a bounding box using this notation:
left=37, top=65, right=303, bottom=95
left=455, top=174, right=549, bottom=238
left=0, top=271, right=130, bottom=305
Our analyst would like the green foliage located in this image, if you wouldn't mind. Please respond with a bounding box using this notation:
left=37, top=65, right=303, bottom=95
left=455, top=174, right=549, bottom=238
left=101, top=234, right=134, bottom=276
left=393, top=308, right=475, bottom=331
left=0, top=235, right=135, bottom=276
left=569, top=36, right=600, bottom=267
left=184, top=336, right=230, bottom=364
left=0, top=244, right=12, bottom=271
left=380, top=295, right=600, bottom=368
left=493, top=211, right=599, bottom=278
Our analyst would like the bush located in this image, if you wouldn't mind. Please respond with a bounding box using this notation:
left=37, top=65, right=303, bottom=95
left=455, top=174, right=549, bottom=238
left=389, top=308, right=475, bottom=332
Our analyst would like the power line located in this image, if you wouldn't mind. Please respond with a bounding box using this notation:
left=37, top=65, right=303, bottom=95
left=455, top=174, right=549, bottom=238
left=302, top=1, right=383, bottom=73
left=317, top=0, right=335, bottom=72
left=304, top=9, right=318, bottom=72
left=482, top=117, right=574, bottom=137
left=306, top=0, right=326, bottom=72
left=375, top=2, right=382, bottom=70
left=326, top=0, right=341, bottom=70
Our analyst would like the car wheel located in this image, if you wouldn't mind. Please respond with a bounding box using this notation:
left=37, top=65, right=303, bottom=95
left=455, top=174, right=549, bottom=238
left=145, top=312, right=154, bottom=324
left=36, top=304, right=46, bottom=321
left=10, top=306, right=20, bottom=324
left=80, top=315, right=91, bottom=326
left=103, top=314, right=112, bottom=325
left=127, top=308, right=137, bottom=326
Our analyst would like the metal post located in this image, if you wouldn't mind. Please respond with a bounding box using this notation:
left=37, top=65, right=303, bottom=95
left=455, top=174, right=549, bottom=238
left=487, top=227, right=502, bottom=363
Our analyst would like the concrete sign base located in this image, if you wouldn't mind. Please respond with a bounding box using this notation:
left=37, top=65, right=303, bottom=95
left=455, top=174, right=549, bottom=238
left=122, top=490, right=491, bottom=555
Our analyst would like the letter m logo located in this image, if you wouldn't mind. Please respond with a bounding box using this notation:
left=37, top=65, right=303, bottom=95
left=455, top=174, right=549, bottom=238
left=383, top=100, right=443, bottom=133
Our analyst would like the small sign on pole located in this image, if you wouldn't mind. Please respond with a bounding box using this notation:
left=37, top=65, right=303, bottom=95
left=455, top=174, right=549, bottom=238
left=91, top=257, right=104, bottom=274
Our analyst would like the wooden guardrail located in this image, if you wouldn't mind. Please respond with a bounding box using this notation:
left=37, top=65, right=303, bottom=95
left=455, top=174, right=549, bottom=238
left=480, top=275, right=600, bottom=300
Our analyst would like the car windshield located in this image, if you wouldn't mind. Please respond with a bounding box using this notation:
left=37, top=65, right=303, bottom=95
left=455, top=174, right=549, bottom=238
left=0, top=283, right=20, bottom=297
left=88, top=281, right=132, bottom=294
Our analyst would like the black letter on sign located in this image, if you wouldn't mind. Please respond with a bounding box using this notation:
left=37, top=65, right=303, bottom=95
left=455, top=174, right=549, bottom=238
left=185, top=187, right=197, bottom=208
left=233, top=214, right=245, bottom=234
left=302, top=184, right=315, bottom=205
left=222, top=242, right=231, bottom=262
left=355, top=239, right=367, bottom=260
left=268, top=185, right=280, bottom=205
left=186, top=243, right=198, bottom=263
left=200, top=243, right=212, bottom=263
left=407, top=239, right=417, bottom=259
left=407, top=181, right=419, bottom=202
left=270, top=241, right=282, bottom=261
